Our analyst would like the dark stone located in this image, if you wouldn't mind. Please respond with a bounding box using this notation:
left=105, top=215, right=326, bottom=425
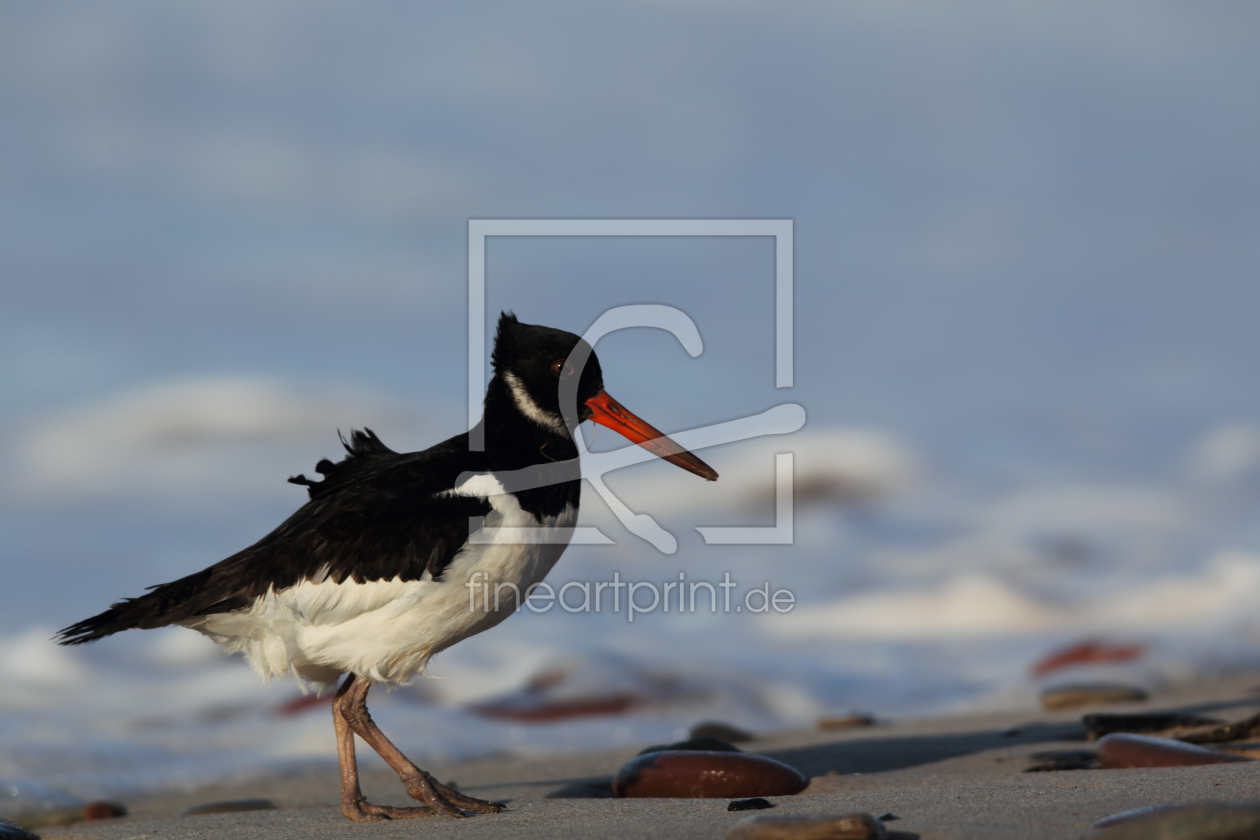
left=1096, top=733, right=1255, bottom=769
left=1040, top=683, right=1148, bottom=711
left=728, top=813, right=888, bottom=840
left=545, top=777, right=616, bottom=799
left=729, top=798, right=775, bottom=812
left=638, top=736, right=743, bottom=756
left=1082, top=712, right=1222, bottom=741
left=179, top=799, right=277, bottom=817
left=691, top=721, right=754, bottom=743
left=614, top=751, right=807, bottom=799
left=1179, top=712, right=1260, bottom=745
left=1030, top=749, right=1098, bottom=761
left=0, top=819, right=39, bottom=840
left=816, top=713, right=875, bottom=731
left=1024, top=749, right=1100, bottom=772
left=1089, top=803, right=1260, bottom=839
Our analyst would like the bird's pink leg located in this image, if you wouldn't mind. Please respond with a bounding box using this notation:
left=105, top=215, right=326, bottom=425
left=340, top=676, right=504, bottom=816
left=332, top=674, right=440, bottom=821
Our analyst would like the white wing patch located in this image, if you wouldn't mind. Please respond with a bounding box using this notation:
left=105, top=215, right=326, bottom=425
left=449, top=471, right=508, bottom=499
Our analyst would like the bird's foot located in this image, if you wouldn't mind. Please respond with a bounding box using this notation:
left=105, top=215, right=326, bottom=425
left=403, top=773, right=505, bottom=816
left=342, top=799, right=440, bottom=822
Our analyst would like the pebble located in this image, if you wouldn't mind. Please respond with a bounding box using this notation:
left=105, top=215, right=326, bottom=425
left=614, top=751, right=807, bottom=799
left=691, top=721, right=754, bottom=743
left=1082, top=712, right=1222, bottom=741
left=638, top=736, right=743, bottom=756
left=728, top=798, right=774, bottom=812
left=817, top=713, right=875, bottom=731
left=81, top=802, right=126, bottom=821
left=4, top=804, right=126, bottom=830
left=727, top=813, right=887, bottom=840
left=1096, top=733, right=1255, bottom=768
left=1179, top=712, right=1260, bottom=745
left=1088, top=804, right=1260, bottom=839
left=1039, top=683, right=1148, bottom=711
left=1031, top=639, right=1144, bottom=678
left=179, top=798, right=277, bottom=817
left=0, top=819, right=39, bottom=840
left=1024, top=749, right=1099, bottom=772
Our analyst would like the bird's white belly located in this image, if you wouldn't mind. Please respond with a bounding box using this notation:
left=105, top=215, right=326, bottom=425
left=183, top=491, right=576, bottom=690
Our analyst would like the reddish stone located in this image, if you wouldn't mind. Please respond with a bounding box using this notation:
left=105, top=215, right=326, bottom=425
left=1031, top=640, right=1144, bottom=677
left=613, top=750, right=807, bottom=799
left=81, top=801, right=126, bottom=821
left=1096, top=733, right=1255, bottom=769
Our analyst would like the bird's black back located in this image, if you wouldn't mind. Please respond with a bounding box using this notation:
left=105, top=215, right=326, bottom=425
left=57, top=428, right=498, bottom=645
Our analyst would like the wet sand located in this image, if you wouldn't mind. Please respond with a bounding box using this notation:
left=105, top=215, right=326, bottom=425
left=39, top=674, right=1260, bottom=840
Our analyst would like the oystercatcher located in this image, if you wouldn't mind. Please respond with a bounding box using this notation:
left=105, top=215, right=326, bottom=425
left=57, top=313, right=718, bottom=821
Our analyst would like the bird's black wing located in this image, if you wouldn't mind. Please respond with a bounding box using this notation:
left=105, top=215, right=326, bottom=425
left=57, top=429, right=491, bottom=645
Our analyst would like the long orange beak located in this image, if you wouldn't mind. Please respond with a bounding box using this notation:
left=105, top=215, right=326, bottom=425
left=584, top=390, right=718, bottom=481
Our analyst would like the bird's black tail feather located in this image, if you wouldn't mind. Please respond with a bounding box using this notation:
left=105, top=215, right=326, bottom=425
left=56, top=566, right=221, bottom=645
left=56, top=601, right=148, bottom=645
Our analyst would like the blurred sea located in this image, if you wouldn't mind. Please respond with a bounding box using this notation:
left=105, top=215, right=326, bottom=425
left=3, top=0, right=1260, bottom=818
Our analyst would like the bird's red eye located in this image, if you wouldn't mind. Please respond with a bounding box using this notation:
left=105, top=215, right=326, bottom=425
left=551, top=359, right=574, bottom=377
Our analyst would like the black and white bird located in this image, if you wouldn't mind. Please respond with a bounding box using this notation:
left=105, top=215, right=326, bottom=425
left=57, top=313, right=717, bottom=822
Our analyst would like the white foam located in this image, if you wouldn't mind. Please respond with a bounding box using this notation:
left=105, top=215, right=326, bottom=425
left=772, top=550, right=1260, bottom=640
left=0, top=628, right=85, bottom=690
left=1187, top=423, right=1260, bottom=483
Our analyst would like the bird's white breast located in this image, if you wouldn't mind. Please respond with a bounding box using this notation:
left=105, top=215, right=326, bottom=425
left=182, top=474, right=576, bottom=690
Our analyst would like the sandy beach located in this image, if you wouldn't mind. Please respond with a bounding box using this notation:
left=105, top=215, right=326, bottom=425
left=29, top=673, right=1260, bottom=840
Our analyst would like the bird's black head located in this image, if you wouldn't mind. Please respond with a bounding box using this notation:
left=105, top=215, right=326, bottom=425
left=491, top=312, right=605, bottom=433
left=489, top=312, right=718, bottom=481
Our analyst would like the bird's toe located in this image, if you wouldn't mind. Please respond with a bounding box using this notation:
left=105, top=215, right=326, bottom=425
left=431, top=782, right=505, bottom=814
left=347, top=801, right=444, bottom=821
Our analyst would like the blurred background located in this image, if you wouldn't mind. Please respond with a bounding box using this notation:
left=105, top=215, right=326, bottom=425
left=3, top=0, right=1260, bottom=807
